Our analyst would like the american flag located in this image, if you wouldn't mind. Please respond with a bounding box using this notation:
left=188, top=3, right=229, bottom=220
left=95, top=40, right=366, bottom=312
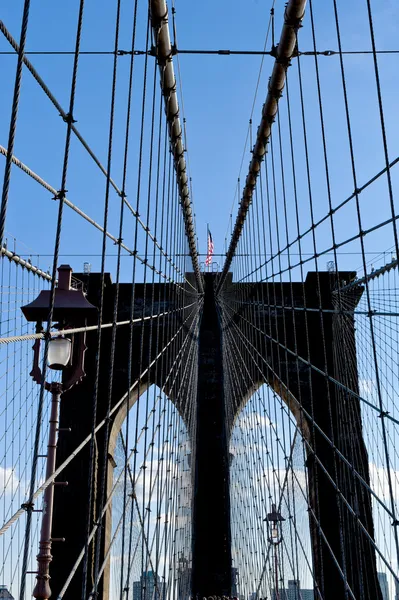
left=205, top=228, right=214, bottom=266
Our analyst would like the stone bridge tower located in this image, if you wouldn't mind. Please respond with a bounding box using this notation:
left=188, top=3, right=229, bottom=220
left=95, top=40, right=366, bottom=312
left=49, top=271, right=381, bottom=600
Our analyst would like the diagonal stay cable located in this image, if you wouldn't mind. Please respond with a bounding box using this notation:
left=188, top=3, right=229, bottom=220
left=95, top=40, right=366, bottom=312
left=2, top=14, right=196, bottom=300
left=55, top=307, right=201, bottom=598
left=0, top=19, right=122, bottom=199
left=0, top=302, right=197, bottom=344
left=18, top=1, right=86, bottom=598
left=222, top=306, right=321, bottom=597
left=1, top=246, right=52, bottom=281
left=219, top=296, right=397, bottom=521
left=219, top=296, right=399, bottom=426
left=0, top=301, right=201, bottom=537
left=0, top=145, right=196, bottom=292
left=221, top=305, right=361, bottom=598
left=1, top=18, right=182, bottom=279
left=235, top=154, right=399, bottom=285
left=254, top=433, right=302, bottom=596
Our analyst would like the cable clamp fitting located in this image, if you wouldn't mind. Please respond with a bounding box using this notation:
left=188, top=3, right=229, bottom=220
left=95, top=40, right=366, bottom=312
left=53, top=189, right=67, bottom=201
left=284, top=8, right=304, bottom=30
left=268, top=84, right=283, bottom=101
left=275, top=55, right=292, bottom=68
left=21, top=502, right=34, bottom=511
left=61, top=112, right=77, bottom=124
left=270, top=44, right=278, bottom=59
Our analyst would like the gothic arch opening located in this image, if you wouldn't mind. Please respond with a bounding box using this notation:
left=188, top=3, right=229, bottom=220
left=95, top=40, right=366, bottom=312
left=229, top=383, right=313, bottom=599
left=105, top=385, right=193, bottom=600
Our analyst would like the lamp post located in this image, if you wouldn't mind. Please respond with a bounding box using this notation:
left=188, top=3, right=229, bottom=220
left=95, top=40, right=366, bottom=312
left=21, top=265, right=97, bottom=600
left=264, top=504, right=285, bottom=600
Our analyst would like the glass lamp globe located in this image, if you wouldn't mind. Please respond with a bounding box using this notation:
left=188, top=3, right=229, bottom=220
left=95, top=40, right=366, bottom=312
left=271, top=526, right=279, bottom=541
left=47, top=337, right=72, bottom=370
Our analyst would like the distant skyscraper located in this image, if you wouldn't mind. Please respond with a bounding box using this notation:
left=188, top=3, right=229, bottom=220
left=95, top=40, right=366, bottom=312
left=377, top=572, right=389, bottom=600
left=271, top=580, right=313, bottom=600
left=0, top=587, right=14, bottom=600
left=177, top=558, right=191, bottom=600
left=133, top=580, right=141, bottom=600
left=132, top=571, right=164, bottom=600
left=231, top=567, right=239, bottom=597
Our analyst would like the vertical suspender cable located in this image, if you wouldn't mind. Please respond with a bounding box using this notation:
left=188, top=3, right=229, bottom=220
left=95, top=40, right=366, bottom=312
left=149, top=0, right=203, bottom=294
left=0, top=0, right=31, bottom=248
left=216, top=0, right=307, bottom=293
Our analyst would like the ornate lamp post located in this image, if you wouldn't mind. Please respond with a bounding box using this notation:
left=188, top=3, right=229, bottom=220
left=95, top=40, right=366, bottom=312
left=264, top=504, right=285, bottom=600
left=21, top=265, right=97, bottom=600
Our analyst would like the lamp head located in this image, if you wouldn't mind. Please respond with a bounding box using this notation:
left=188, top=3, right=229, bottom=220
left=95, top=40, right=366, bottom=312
left=21, top=265, right=97, bottom=326
left=21, top=265, right=97, bottom=389
left=264, top=503, right=285, bottom=544
left=265, top=503, right=285, bottom=525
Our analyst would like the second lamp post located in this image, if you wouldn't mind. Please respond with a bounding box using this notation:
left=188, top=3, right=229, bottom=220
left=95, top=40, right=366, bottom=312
left=265, top=503, right=285, bottom=600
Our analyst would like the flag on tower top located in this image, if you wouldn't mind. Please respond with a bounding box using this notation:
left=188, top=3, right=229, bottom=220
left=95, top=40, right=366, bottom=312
left=205, top=227, right=214, bottom=267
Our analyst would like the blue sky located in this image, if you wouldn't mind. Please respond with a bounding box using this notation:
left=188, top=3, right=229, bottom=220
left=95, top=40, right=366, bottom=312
left=1, top=0, right=399, bottom=283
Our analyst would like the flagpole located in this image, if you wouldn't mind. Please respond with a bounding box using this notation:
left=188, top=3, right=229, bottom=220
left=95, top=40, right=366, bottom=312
left=207, top=223, right=209, bottom=273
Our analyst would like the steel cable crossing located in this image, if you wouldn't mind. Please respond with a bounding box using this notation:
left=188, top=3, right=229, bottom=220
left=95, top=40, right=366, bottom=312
left=2, top=0, right=399, bottom=599
left=0, top=20, right=198, bottom=291
left=217, top=0, right=399, bottom=598
left=0, top=0, right=203, bottom=599
left=149, top=0, right=203, bottom=293
left=217, top=0, right=307, bottom=292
